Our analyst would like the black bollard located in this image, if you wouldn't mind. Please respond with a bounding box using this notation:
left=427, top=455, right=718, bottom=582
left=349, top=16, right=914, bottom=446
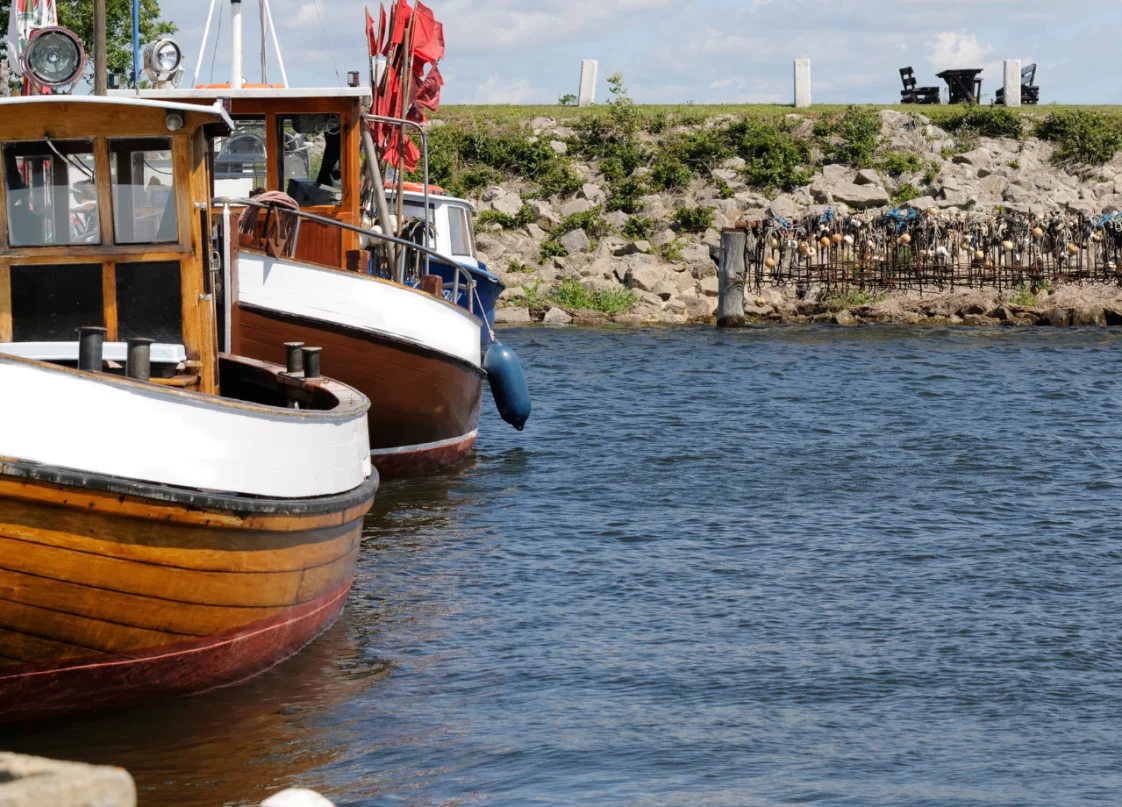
left=126, top=337, right=154, bottom=382
left=301, top=346, right=322, bottom=379
left=284, top=342, right=304, bottom=374
left=76, top=326, right=107, bottom=372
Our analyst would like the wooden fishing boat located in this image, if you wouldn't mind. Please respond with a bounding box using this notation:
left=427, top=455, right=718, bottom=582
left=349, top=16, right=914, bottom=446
left=0, top=76, right=376, bottom=722
left=122, top=0, right=530, bottom=478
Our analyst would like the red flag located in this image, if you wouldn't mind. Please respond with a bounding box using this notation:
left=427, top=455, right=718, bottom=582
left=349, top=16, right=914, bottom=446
left=412, top=64, right=443, bottom=114
left=365, top=9, right=377, bottom=57
left=386, top=0, right=412, bottom=51
left=411, top=2, right=444, bottom=66
left=377, top=4, right=387, bottom=54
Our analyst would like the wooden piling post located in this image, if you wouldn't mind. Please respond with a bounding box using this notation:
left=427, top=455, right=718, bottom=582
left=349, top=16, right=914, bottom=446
left=717, top=228, right=746, bottom=328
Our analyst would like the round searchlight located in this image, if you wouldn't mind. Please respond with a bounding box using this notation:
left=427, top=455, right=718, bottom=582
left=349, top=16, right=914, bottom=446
left=23, top=27, right=86, bottom=88
left=143, top=38, right=183, bottom=83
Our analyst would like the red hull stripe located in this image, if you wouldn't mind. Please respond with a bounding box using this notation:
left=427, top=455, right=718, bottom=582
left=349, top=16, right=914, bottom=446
left=0, top=580, right=353, bottom=724
left=371, top=431, right=477, bottom=478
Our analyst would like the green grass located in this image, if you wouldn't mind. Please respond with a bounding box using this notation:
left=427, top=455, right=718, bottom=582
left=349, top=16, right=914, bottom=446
left=824, top=289, right=887, bottom=310
left=549, top=279, right=637, bottom=315
left=1007, top=284, right=1037, bottom=307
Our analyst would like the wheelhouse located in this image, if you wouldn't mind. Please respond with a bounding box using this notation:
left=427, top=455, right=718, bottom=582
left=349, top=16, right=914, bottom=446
left=0, top=97, right=232, bottom=393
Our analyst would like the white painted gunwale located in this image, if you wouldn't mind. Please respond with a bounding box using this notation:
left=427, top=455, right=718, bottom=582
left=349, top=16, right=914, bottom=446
left=237, top=253, right=483, bottom=369
left=0, top=354, right=372, bottom=499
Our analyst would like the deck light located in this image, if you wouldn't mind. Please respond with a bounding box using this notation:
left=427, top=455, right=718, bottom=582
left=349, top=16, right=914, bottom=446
left=166, top=111, right=185, bottom=132
left=347, top=71, right=361, bottom=87
left=143, top=38, right=184, bottom=87
left=23, top=27, right=85, bottom=89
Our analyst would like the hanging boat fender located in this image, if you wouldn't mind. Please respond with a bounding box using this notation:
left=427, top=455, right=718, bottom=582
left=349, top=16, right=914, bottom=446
left=483, top=343, right=531, bottom=431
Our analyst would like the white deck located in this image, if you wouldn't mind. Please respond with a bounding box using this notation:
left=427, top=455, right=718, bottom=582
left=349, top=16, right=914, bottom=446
left=0, top=356, right=372, bottom=499
left=237, top=253, right=482, bottom=369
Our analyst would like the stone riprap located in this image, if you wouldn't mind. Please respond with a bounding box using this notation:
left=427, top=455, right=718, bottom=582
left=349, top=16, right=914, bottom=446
left=0, top=752, right=136, bottom=807
left=475, top=109, right=1122, bottom=327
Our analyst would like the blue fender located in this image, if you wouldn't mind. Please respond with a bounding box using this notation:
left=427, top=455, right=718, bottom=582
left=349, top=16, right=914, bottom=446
left=484, top=342, right=531, bottom=431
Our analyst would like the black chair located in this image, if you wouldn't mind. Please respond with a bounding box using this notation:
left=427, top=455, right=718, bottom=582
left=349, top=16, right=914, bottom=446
left=900, top=67, right=940, bottom=105
left=996, top=64, right=1039, bottom=105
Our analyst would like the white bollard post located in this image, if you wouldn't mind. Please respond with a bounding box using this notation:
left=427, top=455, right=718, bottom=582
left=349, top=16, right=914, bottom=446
left=578, top=59, right=598, bottom=107
left=793, top=59, right=811, bottom=108
left=1003, top=59, right=1021, bottom=107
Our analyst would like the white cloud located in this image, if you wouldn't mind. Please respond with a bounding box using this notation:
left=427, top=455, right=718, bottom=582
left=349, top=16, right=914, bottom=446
left=928, top=31, right=993, bottom=70
left=471, top=74, right=544, bottom=104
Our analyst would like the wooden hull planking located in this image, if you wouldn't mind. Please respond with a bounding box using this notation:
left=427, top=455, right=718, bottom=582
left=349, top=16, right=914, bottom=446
left=0, top=466, right=376, bottom=723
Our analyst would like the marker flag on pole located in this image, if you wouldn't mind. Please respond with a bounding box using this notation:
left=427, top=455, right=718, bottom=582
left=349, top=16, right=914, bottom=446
left=411, top=2, right=444, bottom=67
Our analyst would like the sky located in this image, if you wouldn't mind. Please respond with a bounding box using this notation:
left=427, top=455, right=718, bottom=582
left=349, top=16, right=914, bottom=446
left=158, top=0, right=1122, bottom=106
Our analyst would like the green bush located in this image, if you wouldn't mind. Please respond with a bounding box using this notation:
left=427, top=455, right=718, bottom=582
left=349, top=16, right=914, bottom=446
left=672, top=205, right=714, bottom=234
left=599, top=157, right=626, bottom=183
left=729, top=121, right=815, bottom=190
left=476, top=204, right=533, bottom=230
left=892, top=184, right=922, bottom=205
left=422, top=123, right=576, bottom=198
left=947, top=106, right=1024, bottom=139
left=923, top=161, right=941, bottom=186
left=507, top=259, right=536, bottom=273
left=558, top=93, right=577, bottom=106
left=824, top=289, right=886, bottom=310
left=1036, top=110, right=1122, bottom=166
left=536, top=161, right=582, bottom=197
left=652, top=236, right=689, bottom=261
left=715, top=177, right=734, bottom=199
left=540, top=240, right=567, bottom=261
left=554, top=206, right=611, bottom=239
left=622, top=216, right=657, bottom=240
left=668, top=127, right=732, bottom=172
left=549, top=279, right=637, bottom=315
left=606, top=175, right=648, bottom=213
left=1007, top=284, right=1036, bottom=306
left=505, top=278, right=552, bottom=309
left=649, top=155, right=692, bottom=190
left=828, top=106, right=882, bottom=168
left=878, top=151, right=923, bottom=177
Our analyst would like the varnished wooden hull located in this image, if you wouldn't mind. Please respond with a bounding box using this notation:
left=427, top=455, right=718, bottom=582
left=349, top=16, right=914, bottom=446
left=233, top=303, right=484, bottom=477
left=0, top=461, right=377, bottom=724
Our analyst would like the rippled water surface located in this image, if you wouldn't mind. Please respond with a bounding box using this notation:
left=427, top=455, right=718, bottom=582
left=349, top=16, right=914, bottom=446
left=10, top=326, right=1122, bottom=806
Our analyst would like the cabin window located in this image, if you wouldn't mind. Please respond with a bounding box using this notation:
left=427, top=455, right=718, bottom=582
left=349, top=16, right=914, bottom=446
left=448, top=205, right=475, bottom=258
left=212, top=117, right=268, bottom=199
left=109, top=138, right=177, bottom=244
left=278, top=114, right=342, bottom=207
left=116, top=261, right=183, bottom=343
left=2, top=141, right=100, bottom=247
left=10, top=264, right=103, bottom=341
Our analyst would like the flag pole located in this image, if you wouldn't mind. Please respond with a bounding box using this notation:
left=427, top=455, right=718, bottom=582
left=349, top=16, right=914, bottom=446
left=94, top=0, right=107, bottom=95
left=394, top=11, right=414, bottom=248
left=132, top=0, right=140, bottom=88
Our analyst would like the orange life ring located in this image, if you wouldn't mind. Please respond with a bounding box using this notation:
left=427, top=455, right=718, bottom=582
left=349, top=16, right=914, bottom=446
left=387, top=181, right=445, bottom=195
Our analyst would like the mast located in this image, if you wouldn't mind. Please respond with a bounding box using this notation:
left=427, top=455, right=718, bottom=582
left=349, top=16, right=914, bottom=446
left=230, top=0, right=244, bottom=90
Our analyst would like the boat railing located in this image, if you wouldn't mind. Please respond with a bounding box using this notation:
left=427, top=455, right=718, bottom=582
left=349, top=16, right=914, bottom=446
left=213, top=195, right=477, bottom=315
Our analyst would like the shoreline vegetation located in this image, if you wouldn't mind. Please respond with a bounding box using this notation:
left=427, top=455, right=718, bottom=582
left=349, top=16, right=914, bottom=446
left=426, top=80, right=1122, bottom=327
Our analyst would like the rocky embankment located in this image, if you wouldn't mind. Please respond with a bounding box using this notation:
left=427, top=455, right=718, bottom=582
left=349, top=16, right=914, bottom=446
left=469, top=108, right=1122, bottom=327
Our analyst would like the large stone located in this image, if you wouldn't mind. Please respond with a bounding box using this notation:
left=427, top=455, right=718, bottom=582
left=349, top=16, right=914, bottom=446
left=491, top=191, right=524, bottom=217
left=979, top=175, right=1008, bottom=197
left=679, top=243, right=712, bottom=264
left=768, top=195, right=802, bottom=220
left=649, top=229, right=677, bottom=248
left=558, top=198, right=594, bottom=217
left=651, top=279, right=678, bottom=300
left=1072, top=305, right=1107, bottom=326
left=953, top=148, right=993, bottom=175
left=0, top=752, right=136, bottom=807
left=527, top=116, right=556, bottom=133
left=543, top=306, right=574, bottom=324
left=495, top=307, right=531, bottom=324
left=680, top=294, right=717, bottom=319
left=613, top=313, right=644, bottom=325
left=604, top=210, right=629, bottom=230
left=498, top=286, right=525, bottom=301
left=577, top=183, right=606, bottom=204
left=629, top=265, right=670, bottom=292
left=529, top=200, right=560, bottom=227
left=829, top=183, right=890, bottom=210
left=855, top=168, right=882, bottom=186
left=700, top=276, right=720, bottom=297
left=549, top=140, right=567, bottom=155
left=559, top=228, right=591, bottom=255
left=834, top=309, right=858, bottom=326
left=1039, top=307, right=1072, bottom=327
left=904, top=196, right=938, bottom=211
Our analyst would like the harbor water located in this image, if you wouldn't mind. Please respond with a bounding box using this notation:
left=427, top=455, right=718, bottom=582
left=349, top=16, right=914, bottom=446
left=8, top=325, right=1122, bottom=806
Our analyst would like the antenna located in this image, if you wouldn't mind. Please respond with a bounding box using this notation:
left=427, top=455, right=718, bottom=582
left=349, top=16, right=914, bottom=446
left=193, top=0, right=288, bottom=89
left=230, top=0, right=243, bottom=90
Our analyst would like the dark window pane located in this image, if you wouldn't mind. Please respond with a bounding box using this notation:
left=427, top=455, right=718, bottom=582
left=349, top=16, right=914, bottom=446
left=2, top=141, right=100, bottom=247
left=11, top=264, right=103, bottom=341
left=108, top=138, right=177, bottom=244
left=116, top=261, right=183, bottom=343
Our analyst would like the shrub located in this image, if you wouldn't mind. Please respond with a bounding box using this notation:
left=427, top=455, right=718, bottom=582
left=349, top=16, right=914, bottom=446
left=923, top=161, right=941, bottom=186
left=599, top=157, right=626, bottom=183
left=476, top=204, right=533, bottom=230
left=828, top=106, right=882, bottom=168
left=947, top=106, right=1024, bottom=139
left=505, top=279, right=552, bottom=309
left=1007, top=159, right=1021, bottom=170
left=672, top=205, right=714, bottom=233
left=1036, top=110, right=1122, bottom=167
left=824, top=289, right=886, bottom=310
left=554, top=206, right=611, bottom=239
left=892, top=184, right=922, bottom=205
left=549, top=279, right=637, bottom=315
left=729, top=121, right=815, bottom=190
left=539, top=240, right=567, bottom=261
left=445, top=166, right=500, bottom=198
left=715, top=177, right=734, bottom=199
left=606, top=175, right=648, bottom=214
left=878, top=151, right=923, bottom=177
left=649, top=155, right=692, bottom=190
left=622, top=216, right=657, bottom=240
left=558, top=93, right=577, bottom=106
left=653, top=236, right=689, bottom=261
left=507, top=260, right=536, bottom=273
left=668, top=127, right=732, bottom=172
left=536, top=161, right=582, bottom=197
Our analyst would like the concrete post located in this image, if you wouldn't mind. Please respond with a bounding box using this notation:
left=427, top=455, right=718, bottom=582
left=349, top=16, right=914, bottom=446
left=1003, top=59, right=1021, bottom=107
left=794, top=59, right=811, bottom=108
left=578, top=59, right=598, bottom=107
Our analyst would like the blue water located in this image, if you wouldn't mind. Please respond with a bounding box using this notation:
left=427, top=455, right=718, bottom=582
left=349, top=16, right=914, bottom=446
left=11, top=326, right=1122, bottom=806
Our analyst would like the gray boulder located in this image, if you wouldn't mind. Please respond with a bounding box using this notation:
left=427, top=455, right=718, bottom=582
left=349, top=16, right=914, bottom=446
left=559, top=198, right=594, bottom=217
left=543, top=307, right=574, bottom=324
left=559, top=228, right=591, bottom=255
left=830, top=183, right=890, bottom=210
left=495, top=307, right=532, bottom=324
left=492, top=191, right=524, bottom=217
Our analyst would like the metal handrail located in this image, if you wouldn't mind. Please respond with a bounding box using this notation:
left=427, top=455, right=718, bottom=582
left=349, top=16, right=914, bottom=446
left=213, top=194, right=477, bottom=313
left=362, top=113, right=431, bottom=280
